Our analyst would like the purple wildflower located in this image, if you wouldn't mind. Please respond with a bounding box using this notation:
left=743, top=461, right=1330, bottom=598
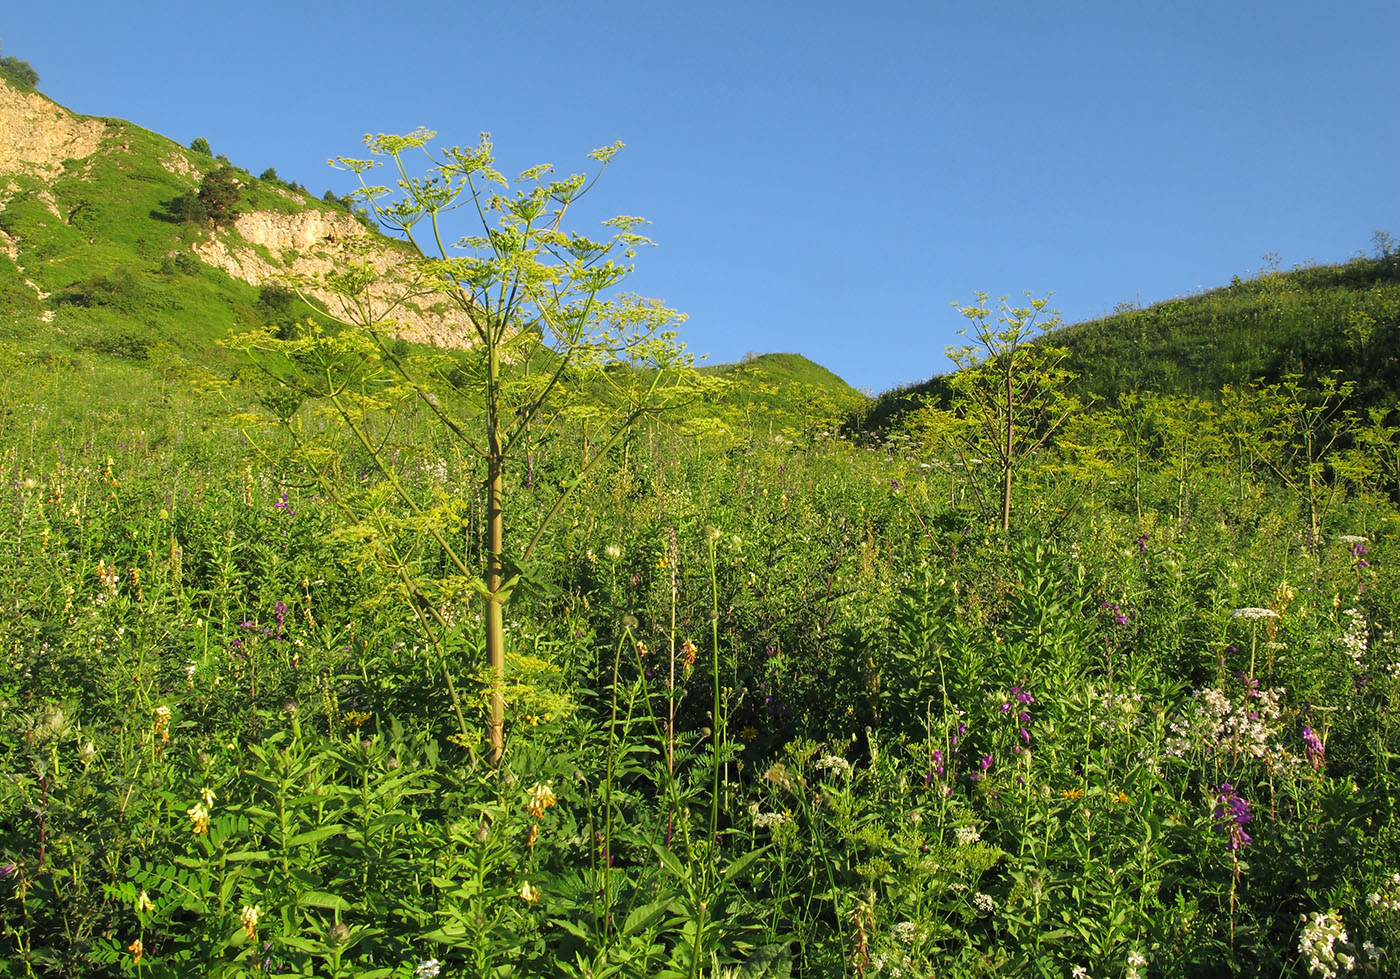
left=1302, top=727, right=1324, bottom=769
left=980, top=754, right=993, bottom=771
left=1213, top=783, right=1253, bottom=851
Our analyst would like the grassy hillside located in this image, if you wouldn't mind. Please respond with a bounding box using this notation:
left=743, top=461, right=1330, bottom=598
left=0, top=77, right=364, bottom=366
left=1058, top=256, right=1400, bottom=405
left=853, top=255, right=1400, bottom=434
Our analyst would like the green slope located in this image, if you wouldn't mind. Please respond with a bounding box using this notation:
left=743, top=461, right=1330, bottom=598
left=853, top=255, right=1400, bottom=434
left=0, top=77, right=358, bottom=365
left=1056, top=257, right=1400, bottom=405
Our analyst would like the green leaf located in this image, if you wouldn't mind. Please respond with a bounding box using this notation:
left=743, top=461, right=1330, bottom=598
left=288, top=825, right=348, bottom=847
left=735, top=943, right=792, bottom=979
left=649, top=843, right=688, bottom=880
left=621, top=898, right=672, bottom=937
left=551, top=917, right=589, bottom=940
left=722, top=845, right=769, bottom=884
left=297, top=890, right=351, bottom=911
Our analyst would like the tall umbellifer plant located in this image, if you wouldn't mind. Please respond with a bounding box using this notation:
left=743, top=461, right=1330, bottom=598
left=234, top=130, right=698, bottom=762
left=945, top=293, right=1080, bottom=533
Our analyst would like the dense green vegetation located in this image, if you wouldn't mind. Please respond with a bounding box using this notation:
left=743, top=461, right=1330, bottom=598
left=4, top=78, right=1400, bottom=978
left=3, top=327, right=1399, bottom=977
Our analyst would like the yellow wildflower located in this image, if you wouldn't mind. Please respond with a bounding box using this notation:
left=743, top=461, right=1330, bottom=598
left=1061, top=787, right=1085, bottom=800
left=187, top=803, right=210, bottom=835
left=527, top=782, right=557, bottom=819
left=239, top=904, right=261, bottom=941
left=1114, top=791, right=1131, bottom=804
left=128, top=938, right=143, bottom=963
left=200, top=787, right=216, bottom=808
left=519, top=881, right=540, bottom=902
left=680, top=639, right=698, bottom=668
left=136, top=890, right=154, bottom=913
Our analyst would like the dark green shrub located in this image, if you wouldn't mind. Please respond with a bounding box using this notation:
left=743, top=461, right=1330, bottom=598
left=189, top=136, right=212, bottom=156
left=196, top=166, right=242, bottom=226
left=58, top=268, right=144, bottom=312
left=0, top=47, right=39, bottom=89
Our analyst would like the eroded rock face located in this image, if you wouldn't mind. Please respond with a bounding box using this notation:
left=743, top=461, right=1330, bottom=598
left=0, top=77, right=471, bottom=348
left=193, top=209, right=474, bottom=348
left=0, top=83, right=105, bottom=176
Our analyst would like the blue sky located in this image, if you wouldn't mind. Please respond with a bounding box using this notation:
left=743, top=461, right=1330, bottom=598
left=7, top=2, right=1399, bottom=393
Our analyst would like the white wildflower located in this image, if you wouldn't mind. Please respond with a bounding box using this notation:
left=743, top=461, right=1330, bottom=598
left=813, top=754, right=852, bottom=777
left=752, top=811, right=788, bottom=829
left=1231, top=607, right=1279, bottom=621
left=1338, top=609, right=1368, bottom=664
left=889, top=920, right=919, bottom=944
left=954, top=825, right=981, bottom=846
left=415, top=959, right=442, bottom=978
left=1299, top=910, right=1355, bottom=978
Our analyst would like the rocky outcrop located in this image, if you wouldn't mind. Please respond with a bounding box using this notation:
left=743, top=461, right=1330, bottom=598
left=0, top=82, right=105, bottom=176
left=192, top=209, right=474, bottom=348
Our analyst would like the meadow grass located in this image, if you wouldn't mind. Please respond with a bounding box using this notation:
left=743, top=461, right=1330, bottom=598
left=1, top=347, right=1399, bottom=979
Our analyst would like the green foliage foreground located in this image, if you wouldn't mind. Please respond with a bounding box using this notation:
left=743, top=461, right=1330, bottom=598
left=2, top=347, right=1399, bottom=979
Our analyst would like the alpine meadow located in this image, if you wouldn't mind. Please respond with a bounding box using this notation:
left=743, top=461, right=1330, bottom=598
left=6, top=57, right=1400, bottom=979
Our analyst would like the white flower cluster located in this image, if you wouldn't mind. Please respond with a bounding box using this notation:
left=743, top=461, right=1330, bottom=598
left=1338, top=609, right=1368, bottom=664
left=1089, top=687, right=1144, bottom=735
left=1231, top=607, right=1280, bottom=621
left=869, top=952, right=912, bottom=978
left=954, top=825, right=981, bottom=846
left=889, top=920, right=920, bottom=945
left=1165, top=684, right=1288, bottom=762
left=421, top=457, right=449, bottom=485
left=973, top=892, right=995, bottom=912
left=414, top=959, right=442, bottom=979
left=813, top=754, right=852, bottom=777
left=1125, top=950, right=1148, bottom=979
left=1299, top=910, right=1354, bottom=977
left=751, top=810, right=789, bottom=829
left=1366, top=873, right=1400, bottom=912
